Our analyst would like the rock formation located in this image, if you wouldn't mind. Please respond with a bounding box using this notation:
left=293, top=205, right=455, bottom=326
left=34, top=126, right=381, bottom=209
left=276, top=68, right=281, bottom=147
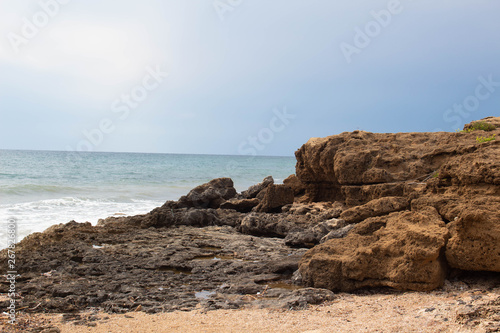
left=0, top=116, right=498, bottom=317
left=297, top=116, right=500, bottom=291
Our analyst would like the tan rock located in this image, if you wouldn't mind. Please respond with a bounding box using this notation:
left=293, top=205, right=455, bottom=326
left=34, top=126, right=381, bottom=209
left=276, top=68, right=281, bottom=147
left=299, top=207, right=449, bottom=292
left=446, top=203, right=500, bottom=272
left=339, top=196, right=409, bottom=223
left=283, top=174, right=306, bottom=196
left=295, top=116, right=500, bottom=204
left=254, top=184, right=294, bottom=213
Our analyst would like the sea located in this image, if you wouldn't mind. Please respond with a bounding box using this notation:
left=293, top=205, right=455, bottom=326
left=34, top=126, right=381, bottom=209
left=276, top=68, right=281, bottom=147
left=0, top=150, right=296, bottom=248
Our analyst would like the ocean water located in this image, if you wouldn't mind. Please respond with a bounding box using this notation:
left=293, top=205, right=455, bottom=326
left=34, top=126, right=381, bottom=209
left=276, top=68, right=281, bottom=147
left=0, top=150, right=295, bottom=248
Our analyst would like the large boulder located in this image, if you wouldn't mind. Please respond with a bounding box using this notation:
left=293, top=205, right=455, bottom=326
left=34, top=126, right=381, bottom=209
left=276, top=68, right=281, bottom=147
left=178, top=178, right=237, bottom=209
left=299, top=207, right=449, bottom=292
left=445, top=200, right=500, bottom=272
left=254, top=184, right=294, bottom=213
left=412, top=138, right=500, bottom=273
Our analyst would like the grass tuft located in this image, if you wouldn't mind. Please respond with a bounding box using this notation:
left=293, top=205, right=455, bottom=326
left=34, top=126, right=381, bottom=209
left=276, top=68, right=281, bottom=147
left=459, top=121, right=496, bottom=133
left=476, top=134, right=496, bottom=143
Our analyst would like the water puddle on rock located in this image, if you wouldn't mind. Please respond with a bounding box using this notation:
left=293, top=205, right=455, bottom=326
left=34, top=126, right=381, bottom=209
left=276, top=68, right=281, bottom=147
left=193, top=254, right=235, bottom=261
left=195, top=290, right=216, bottom=299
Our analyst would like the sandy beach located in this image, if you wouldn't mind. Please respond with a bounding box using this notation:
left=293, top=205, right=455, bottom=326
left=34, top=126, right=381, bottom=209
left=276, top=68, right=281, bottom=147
left=2, top=281, right=499, bottom=333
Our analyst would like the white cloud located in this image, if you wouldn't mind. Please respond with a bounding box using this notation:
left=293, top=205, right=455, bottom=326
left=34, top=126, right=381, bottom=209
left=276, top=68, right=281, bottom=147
left=3, top=21, right=156, bottom=82
left=0, top=1, right=164, bottom=104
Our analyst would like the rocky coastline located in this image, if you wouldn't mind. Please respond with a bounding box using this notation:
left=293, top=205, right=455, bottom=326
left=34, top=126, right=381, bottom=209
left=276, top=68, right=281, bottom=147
left=1, top=117, right=499, bottom=331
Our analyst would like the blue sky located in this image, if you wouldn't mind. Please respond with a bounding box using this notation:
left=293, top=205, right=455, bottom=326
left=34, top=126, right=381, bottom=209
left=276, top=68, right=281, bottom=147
left=1, top=0, right=499, bottom=156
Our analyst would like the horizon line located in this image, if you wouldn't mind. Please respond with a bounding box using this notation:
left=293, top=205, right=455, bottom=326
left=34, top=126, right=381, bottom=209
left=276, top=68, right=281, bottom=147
left=0, top=148, right=295, bottom=158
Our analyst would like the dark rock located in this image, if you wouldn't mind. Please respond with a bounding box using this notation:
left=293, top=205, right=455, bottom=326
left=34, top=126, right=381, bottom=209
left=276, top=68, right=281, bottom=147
left=240, top=213, right=291, bottom=237
left=242, top=176, right=274, bottom=199
left=277, top=288, right=336, bottom=310
left=181, top=208, right=220, bottom=226
left=220, top=198, right=260, bottom=213
left=2, top=223, right=307, bottom=314
left=178, top=178, right=237, bottom=209
left=320, top=224, right=355, bottom=243
left=284, top=218, right=346, bottom=247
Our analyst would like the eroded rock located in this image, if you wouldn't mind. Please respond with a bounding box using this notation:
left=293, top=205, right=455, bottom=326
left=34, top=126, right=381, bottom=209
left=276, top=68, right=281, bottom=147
left=254, top=184, right=294, bottom=213
left=241, top=176, right=274, bottom=199
left=178, top=178, right=237, bottom=208
left=220, top=198, right=260, bottom=213
left=339, top=196, right=409, bottom=224
left=299, top=207, right=449, bottom=291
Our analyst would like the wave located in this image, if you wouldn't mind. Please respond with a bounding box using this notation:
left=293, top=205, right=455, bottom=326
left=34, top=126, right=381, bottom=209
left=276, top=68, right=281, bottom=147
left=0, top=184, right=86, bottom=195
left=0, top=197, right=163, bottom=249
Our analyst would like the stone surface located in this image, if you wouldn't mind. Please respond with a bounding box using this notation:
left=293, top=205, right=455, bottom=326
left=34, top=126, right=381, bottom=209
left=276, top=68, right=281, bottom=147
left=3, top=221, right=309, bottom=314
left=241, top=176, right=274, bottom=199
left=220, top=198, right=260, bottom=213
left=320, top=224, right=355, bottom=243
left=178, top=178, right=237, bottom=209
left=339, top=196, right=409, bottom=224
left=299, top=207, right=450, bottom=292
left=240, top=213, right=292, bottom=237
left=446, top=203, right=500, bottom=272
left=254, top=184, right=294, bottom=213
left=295, top=117, right=500, bottom=205
left=284, top=218, right=347, bottom=248
left=283, top=174, right=306, bottom=197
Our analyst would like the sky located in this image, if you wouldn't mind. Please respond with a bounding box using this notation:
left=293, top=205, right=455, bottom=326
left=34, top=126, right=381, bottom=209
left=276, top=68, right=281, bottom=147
left=0, top=0, right=499, bottom=156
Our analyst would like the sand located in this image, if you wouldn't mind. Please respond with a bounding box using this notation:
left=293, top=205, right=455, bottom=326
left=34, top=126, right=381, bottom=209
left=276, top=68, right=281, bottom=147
left=2, top=287, right=498, bottom=333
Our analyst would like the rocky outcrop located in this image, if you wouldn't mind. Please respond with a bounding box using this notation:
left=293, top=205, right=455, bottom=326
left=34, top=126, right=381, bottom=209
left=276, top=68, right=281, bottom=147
left=240, top=213, right=292, bottom=237
left=299, top=207, right=449, bottom=291
left=297, top=117, right=500, bottom=291
left=295, top=117, right=500, bottom=205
